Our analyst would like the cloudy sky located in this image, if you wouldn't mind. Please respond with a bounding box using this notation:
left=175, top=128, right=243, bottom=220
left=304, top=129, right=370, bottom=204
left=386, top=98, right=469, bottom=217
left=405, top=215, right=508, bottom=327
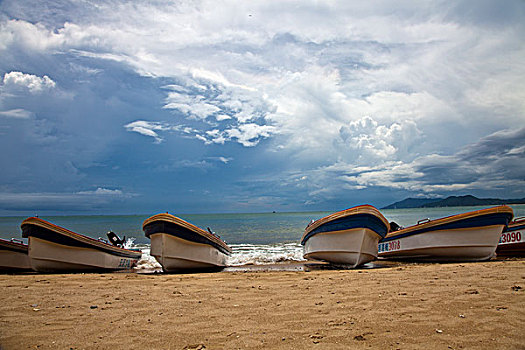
left=1, top=0, right=524, bottom=215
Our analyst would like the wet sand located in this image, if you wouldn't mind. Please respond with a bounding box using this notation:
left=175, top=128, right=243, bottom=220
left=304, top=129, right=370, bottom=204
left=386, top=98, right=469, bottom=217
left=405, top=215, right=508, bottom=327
left=1, top=259, right=524, bottom=349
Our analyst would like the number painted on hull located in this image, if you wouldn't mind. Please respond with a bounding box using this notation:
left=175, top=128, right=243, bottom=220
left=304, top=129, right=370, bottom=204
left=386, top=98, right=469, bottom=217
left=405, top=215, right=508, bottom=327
left=379, top=240, right=401, bottom=253
left=117, top=258, right=136, bottom=268
left=499, top=231, right=523, bottom=245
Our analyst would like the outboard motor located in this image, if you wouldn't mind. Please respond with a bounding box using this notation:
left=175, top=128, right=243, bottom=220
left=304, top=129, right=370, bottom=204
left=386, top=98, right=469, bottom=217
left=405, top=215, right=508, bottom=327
left=107, top=231, right=126, bottom=247
left=389, top=221, right=402, bottom=232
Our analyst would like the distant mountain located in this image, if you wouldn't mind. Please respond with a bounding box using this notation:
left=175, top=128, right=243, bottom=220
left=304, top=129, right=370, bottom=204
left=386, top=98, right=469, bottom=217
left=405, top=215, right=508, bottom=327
left=382, top=195, right=525, bottom=209
left=382, top=197, right=443, bottom=209
left=421, top=195, right=525, bottom=208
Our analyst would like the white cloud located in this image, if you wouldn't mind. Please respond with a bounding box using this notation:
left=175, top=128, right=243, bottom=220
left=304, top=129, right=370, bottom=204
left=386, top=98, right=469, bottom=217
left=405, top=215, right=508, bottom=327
left=3, top=3, right=522, bottom=138
left=159, top=156, right=233, bottom=170
left=3, top=71, right=56, bottom=93
left=190, top=68, right=256, bottom=92
left=0, top=19, right=61, bottom=52
left=163, top=91, right=221, bottom=120
left=0, top=108, right=33, bottom=119
left=124, top=120, right=175, bottom=143
left=216, top=114, right=231, bottom=121
left=297, top=127, right=525, bottom=201
left=204, top=129, right=226, bottom=145
left=225, top=123, right=276, bottom=147
left=338, top=116, right=422, bottom=163
left=0, top=187, right=133, bottom=211
left=126, top=119, right=276, bottom=147
left=1, top=0, right=525, bottom=209
left=77, top=187, right=124, bottom=196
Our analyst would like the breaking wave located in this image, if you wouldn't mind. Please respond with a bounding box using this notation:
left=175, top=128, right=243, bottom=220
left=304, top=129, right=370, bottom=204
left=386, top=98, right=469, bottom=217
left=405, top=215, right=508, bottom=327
left=227, top=243, right=305, bottom=265
left=132, top=243, right=162, bottom=271
left=123, top=237, right=136, bottom=250
left=128, top=242, right=305, bottom=269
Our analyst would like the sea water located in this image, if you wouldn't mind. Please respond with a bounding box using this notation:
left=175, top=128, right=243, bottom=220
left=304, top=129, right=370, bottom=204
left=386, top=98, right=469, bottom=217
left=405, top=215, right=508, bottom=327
left=1, top=205, right=524, bottom=267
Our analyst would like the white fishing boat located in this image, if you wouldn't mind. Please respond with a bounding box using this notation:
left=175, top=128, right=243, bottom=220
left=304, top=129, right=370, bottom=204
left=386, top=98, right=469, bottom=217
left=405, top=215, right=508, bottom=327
left=378, top=206, right=514, bottom=262
left=143, top=213, right=232, bottom=272
left=0, top=238, right=32, bottom=272
left=21, top=217, right=142, bottom=272
left=301, top=205, right=390, bottom=267
left=496, top=217, right=525, bottom=257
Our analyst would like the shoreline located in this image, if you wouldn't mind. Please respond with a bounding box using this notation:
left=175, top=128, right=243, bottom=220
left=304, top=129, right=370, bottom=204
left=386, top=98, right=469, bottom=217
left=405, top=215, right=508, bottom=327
left=3, top=256, right=521, bottom=274
left=1, top=259, right=524, bottom=349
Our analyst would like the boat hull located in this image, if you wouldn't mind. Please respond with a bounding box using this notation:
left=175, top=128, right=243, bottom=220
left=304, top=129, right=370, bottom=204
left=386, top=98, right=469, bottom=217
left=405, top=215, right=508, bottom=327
left=0, top=250, right=32, bottom=271
left=0, top=239, right=32, bottom=271
left=150, top=233, right=228, bottom=271
left=378, top=225, right=504, bottom=261
left=378, top=206, right=513, bottom=262
left=301, top=205, right=390, bottom=267
left=28, top=237, right=139, bottom=272
left=496, top=220, right=525, bottom=257
left=303, top=228, right=382, bottom=267
left=143, top=213, right=232, bottom=272
left=21, top=217, right=141, bottom=272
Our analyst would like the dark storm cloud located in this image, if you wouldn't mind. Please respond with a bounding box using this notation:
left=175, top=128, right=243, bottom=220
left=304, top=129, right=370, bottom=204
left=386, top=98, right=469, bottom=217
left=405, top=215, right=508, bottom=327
left=0, top=0, right=524, bottom=213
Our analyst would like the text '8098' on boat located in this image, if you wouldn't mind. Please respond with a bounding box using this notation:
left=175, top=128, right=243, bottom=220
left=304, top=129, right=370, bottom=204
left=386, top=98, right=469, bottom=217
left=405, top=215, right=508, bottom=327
left=142, top=213, right=232, bottom=272
left=378, top=205, right=514, bottom=262
left=0, top=238, right=32, bottom=272
left=21, top=217, right=142, bottom=272
left=301, top=205, right=390, bottom=267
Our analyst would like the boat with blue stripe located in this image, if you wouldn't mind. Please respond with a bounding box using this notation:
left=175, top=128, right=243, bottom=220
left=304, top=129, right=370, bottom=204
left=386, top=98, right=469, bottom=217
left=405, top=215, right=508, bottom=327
left=378, top=205, right=514, bottom=262
left=496, top=217, right=525, bottom=257
left=301, top=205, right=390, bottom=267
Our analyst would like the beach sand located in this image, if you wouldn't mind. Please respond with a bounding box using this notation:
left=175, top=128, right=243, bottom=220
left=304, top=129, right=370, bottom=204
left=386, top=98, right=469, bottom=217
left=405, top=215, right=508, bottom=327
left=1, top=259, right=524, bottom=349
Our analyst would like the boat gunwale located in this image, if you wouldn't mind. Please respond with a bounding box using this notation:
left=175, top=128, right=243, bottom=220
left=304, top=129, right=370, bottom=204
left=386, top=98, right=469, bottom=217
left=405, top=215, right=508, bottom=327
left=506, top=217, right=525, bottom=231
left=303, top=205, right=389, bottom=236
left=143, top=213, right=232, bottom=254
left=21, top=217, right=142, bottom=258
left=384, top=205, right=514, bottom=240
left=0, top=238, right=29, bottom=254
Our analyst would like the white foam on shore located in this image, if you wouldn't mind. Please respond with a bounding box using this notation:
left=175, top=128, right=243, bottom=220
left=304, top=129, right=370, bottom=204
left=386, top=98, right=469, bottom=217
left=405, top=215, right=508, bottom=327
left=123, top=237, right=136, bottom=250
left=132, top=244, right=162, bottom=271
left=227, top=243, right=306, bottom=265
left=128, top=242, right=305, bottom=268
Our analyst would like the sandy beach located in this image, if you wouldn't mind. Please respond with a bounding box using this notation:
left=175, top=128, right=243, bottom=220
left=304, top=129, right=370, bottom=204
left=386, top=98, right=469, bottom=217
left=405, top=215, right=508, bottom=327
left=1, top=259, right=524, bottom=349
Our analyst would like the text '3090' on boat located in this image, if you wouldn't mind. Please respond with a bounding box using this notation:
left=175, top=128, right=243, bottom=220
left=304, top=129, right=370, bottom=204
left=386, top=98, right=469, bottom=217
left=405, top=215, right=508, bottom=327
left=378, top=205, right=514, bottom=262
left=21, top=217, right=142, bottom=272
left=0, top=238, right=32, bottom=272
left=143, top=213, right=232, bottom=272
left=301, top=205, right=390, bottom=267
left=496, top=216, right=525, bottom=257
